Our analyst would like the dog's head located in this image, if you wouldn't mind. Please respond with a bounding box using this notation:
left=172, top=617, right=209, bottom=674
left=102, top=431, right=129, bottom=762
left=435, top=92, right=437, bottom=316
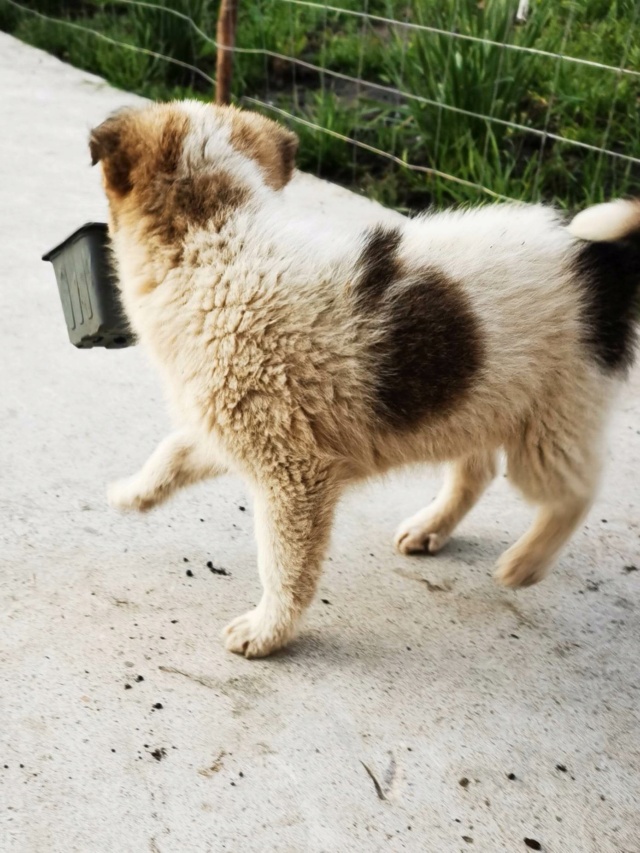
left=89, top=101, right=299, bottom=237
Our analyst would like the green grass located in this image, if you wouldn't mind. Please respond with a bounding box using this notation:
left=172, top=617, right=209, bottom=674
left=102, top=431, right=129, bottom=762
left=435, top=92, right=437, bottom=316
left=2, top=0, right=639, bottom=210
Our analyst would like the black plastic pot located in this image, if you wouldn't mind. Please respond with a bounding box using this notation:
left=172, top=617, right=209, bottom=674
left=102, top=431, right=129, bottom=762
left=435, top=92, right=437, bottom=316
left=43, top=222, right=135, bottom=349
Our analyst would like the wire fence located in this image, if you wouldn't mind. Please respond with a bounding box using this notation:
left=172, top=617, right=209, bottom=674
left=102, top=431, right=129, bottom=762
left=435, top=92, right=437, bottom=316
left=2, top=0, right=639, bottom=209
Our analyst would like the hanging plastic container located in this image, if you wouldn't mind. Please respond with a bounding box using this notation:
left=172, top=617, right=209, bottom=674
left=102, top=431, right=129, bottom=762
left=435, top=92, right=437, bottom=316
left=43, top=222, right=135, bottom=349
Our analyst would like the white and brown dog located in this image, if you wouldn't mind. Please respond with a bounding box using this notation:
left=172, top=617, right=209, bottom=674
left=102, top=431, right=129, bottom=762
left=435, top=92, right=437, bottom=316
left=91, top=101, right=640, bottom=657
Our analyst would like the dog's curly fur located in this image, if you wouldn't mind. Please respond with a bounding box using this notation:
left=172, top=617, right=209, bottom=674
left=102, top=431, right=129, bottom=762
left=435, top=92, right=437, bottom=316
left=92, top=101, right=640, bottom=657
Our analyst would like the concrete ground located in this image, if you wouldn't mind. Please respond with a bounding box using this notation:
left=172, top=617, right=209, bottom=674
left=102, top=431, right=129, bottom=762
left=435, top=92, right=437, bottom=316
left=1, top=32, right=639, bottom=853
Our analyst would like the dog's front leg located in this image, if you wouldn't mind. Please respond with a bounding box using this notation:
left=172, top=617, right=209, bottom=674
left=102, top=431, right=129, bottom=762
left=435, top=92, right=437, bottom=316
left=224, top=462, right=339, bottom=658
left=108, top=429, right=225, bottom=512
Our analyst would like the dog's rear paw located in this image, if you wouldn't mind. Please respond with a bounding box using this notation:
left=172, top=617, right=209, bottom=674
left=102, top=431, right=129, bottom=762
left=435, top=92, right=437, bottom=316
left=107, top=477, right=155, bottom=513
left=394, top=515, right=449, bottom=555
left=494, top=549, right=550, bottom=588
left=223, top=604, right=295, bottom=659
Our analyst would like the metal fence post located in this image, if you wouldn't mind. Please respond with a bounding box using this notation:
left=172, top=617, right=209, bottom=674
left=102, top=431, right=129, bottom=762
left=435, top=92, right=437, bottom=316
left=215, top=0, right=239, bottom=105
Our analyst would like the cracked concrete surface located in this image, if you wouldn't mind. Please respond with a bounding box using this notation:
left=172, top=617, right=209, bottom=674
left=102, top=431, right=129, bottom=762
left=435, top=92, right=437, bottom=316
left=1, top=32, right=639, bottom=853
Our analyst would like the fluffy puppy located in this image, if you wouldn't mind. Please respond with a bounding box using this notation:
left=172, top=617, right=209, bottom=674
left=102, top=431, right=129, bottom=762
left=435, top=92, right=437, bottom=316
left=91, top=101, right=640, bottom=658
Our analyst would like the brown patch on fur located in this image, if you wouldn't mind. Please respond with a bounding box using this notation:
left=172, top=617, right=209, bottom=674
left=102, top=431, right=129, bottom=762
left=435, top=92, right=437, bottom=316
left=90, top=107, right=189, bottom=198
left=91, top=106, right=248, bottom=268
left=159, top=110, right=190, bottom=174
left=574, top=237, right=640, bottom=373
left=229, top=110, right=298, bottom=190
left=355, top=225, right=403, bottom=306
left=355, top=227, right=484, bottom=429
left=140, top=170, right=248, bottom=252
left=89, top=107, right=189, bottom=195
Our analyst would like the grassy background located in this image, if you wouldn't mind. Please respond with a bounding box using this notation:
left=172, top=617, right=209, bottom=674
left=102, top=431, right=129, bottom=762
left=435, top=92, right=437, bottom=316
left=1, top=0, right=639, bottom=211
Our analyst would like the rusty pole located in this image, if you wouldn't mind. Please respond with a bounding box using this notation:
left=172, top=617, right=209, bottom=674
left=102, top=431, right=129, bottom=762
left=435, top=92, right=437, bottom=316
left=215, top=0, right=239, bottom=105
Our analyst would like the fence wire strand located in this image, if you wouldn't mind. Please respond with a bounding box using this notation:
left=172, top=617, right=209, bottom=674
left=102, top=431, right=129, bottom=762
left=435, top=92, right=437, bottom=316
left=4, top=0, right=640, bottom=203
left=531, top=1, right=577, bottom=199
left=433, top=0, right=460, bottom=171
left=479, top=7, right=515, bottom=188
left=2, top=0, right=215, bottom=86
left=589, top=0, right=640, bottom=198
left=351, top=0, right=370, bottom=182
left=316, top=0, right=328, bottom=176
left=280, top=0, right=640, bottom=80
left=242, top=95, right=513, bottom=201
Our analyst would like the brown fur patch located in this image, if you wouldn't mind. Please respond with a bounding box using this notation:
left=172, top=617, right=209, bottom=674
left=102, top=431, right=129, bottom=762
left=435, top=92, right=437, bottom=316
left=229, top=110, right=298, bottom=190
left=91, top=107, right=189, bottom=198
left=92, top=107, right=248, bottom=262
left=354, top=225, right=402, bottom=306
left=574, top=238, right=640, bottom=373
left=158, top=111, right=190, bottom=174
left=355, top=227, right=484, bottom=429
left=140, top=169, right=248, bottom=251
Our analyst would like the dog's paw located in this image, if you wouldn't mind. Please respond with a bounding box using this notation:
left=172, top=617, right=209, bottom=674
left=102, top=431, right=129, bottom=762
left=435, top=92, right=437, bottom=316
left=107, top=477, right=155, bottom=513
left=394, top=513, right=450, bottom=555
left=223, top=604, right=296, bottom=659
left=494, top=548, right=550, bottom=589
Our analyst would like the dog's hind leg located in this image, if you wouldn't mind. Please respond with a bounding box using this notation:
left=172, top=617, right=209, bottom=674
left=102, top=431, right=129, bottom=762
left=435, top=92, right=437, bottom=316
left=224, top=459, right=340, bottom=658
left=394, top=450, right=497, bottom=555
left=108, top=429, right=225, bottom=512
left=495, top=497, right=592, bottom=588
left=495, top=414, right=603, bottom=588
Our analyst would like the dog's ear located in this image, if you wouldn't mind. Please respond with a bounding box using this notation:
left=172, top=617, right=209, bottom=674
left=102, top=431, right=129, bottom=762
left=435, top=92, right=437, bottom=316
left=229, top=110, right=299, bottom=190
left=89, top=114, right=134, bottom=196
left=89, top=120, right=117, bottom=166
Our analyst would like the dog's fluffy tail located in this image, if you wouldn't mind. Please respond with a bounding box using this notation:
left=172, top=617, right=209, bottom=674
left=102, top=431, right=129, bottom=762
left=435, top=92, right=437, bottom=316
left=568, top=199, right=640, bottom=242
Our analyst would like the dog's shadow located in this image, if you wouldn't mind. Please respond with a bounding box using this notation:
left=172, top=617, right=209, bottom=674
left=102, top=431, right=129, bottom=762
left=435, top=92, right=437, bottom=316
left=280, top=519, right=624, bottom=709
left=276, top=534, right=533, bottom=668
